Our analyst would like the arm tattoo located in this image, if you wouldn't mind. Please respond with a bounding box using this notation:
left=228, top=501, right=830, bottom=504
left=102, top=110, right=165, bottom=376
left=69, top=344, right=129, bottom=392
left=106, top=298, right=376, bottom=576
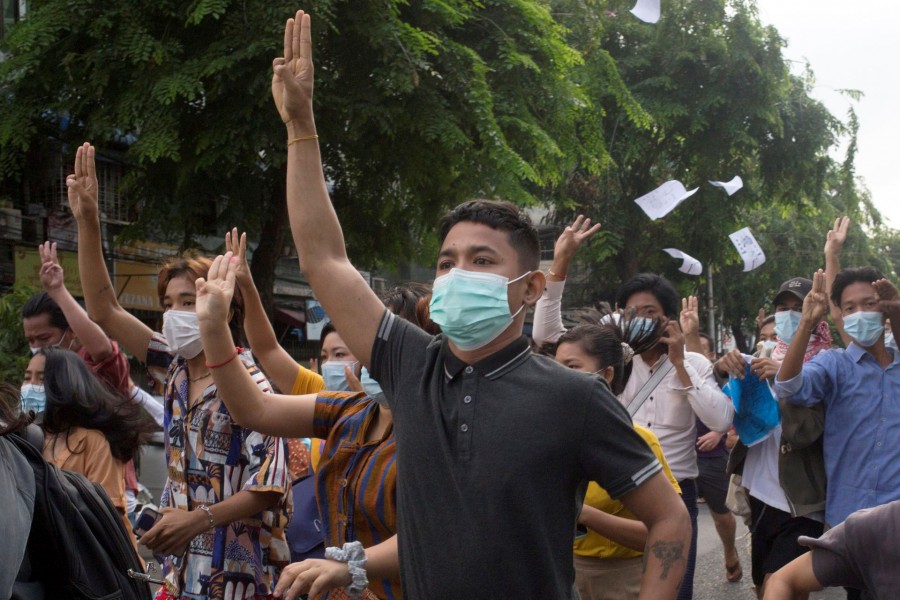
left=98, top=284, right=111, bottom=294
left=648, top=540, right=684, bottom=580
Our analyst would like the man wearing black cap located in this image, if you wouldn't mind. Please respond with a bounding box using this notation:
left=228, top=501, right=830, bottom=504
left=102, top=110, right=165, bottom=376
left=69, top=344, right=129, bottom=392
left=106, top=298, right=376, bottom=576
left=719, top=277, right=831, bottom=598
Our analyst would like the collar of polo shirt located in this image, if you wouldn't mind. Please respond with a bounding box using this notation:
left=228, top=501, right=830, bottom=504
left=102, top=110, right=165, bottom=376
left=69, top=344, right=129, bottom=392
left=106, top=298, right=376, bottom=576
left=442, top=335, right=531, bottom=381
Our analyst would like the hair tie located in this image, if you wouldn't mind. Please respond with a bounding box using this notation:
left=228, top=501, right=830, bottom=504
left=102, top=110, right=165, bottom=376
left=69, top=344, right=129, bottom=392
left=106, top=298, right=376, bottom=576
left=621, top=342, right=635, bottom=364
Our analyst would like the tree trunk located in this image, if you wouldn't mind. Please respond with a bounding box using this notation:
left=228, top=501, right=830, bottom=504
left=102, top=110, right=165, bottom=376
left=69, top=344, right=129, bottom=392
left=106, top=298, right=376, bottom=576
left=250, top=185, right=288, bottom=320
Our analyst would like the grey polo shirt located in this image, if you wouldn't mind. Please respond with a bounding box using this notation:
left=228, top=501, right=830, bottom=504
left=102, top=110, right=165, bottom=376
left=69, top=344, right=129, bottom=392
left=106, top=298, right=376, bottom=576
left=371, top=310, right=662, bottom=599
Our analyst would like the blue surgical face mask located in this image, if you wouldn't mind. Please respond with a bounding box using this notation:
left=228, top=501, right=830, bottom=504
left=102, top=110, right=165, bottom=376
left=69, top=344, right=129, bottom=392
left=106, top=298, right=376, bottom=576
left=842, top=311, right=884, bottom=347
left=21, top=383, right=46, bottom=415
left=774, top=310, right=803, bottom=344
left=761, top=340, right=778, bottom=351
left=429, top=268, right=531, bottom=351
left=359, top=367, right=383, bottom=398
left=321, top=361, right=357, bottom=391
left=886, top=332, right=895, bottom=349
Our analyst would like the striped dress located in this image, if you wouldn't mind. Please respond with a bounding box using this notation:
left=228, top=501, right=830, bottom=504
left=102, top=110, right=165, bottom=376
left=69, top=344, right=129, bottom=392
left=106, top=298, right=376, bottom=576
left=313, top=391, right=399, bottom=600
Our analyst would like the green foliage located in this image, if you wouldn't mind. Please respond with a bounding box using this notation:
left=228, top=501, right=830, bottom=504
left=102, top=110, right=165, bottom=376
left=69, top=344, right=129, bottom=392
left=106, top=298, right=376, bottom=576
left=0, top=0, right=590, bottom=270
left=541, top=0, right=900, bottom=348
left=0, top=284, right=39, bottom=388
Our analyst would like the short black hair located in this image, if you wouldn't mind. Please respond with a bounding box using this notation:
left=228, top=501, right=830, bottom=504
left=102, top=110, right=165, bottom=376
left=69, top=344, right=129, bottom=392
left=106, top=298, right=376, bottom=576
left=438, top=199, right=541, bottom=270
left=320, top=322, right=337, bottom=343
left=22, top=292, right=69, bottom=330
left=615, top=273, right=680, bottom=319
left=830, top=267, right=884, bottom=307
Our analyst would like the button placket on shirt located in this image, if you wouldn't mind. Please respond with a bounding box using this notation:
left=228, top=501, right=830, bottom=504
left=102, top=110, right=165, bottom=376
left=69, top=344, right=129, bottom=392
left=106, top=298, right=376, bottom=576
left=459, top=366, right=477, bottom=459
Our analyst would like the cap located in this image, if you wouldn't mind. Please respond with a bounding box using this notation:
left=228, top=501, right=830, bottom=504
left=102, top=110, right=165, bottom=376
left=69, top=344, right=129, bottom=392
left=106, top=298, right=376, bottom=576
left=773, top=277, right=812, bottom=305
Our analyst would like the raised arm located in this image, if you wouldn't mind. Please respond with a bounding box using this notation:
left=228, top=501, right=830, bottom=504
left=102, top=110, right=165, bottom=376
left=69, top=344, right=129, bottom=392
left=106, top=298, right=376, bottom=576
left=67, top=143, right=153, bottom=361
left=226, top=229, right=321, bottom=393
left=777, top=270, right=828, bottom=383
left=196, top=253, right=316, bottom=438
left=532, top=215, right=601, bottom=345
left=273, top=11, right=384, bottom=368
left=680, top=296, right=703, bottom=354
left=824, top=216, right=852, bottom=347
left=38, top=241, right=113, bottom=361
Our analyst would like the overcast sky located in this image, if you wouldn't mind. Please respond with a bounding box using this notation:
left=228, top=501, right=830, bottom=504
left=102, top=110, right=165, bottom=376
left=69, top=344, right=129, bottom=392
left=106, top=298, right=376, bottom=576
left=754, top=0, right=900, bottom=227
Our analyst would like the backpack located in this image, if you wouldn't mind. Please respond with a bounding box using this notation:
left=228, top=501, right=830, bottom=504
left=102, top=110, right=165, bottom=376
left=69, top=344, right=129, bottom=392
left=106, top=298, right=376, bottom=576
left=9, top=430, right=152, bottom=600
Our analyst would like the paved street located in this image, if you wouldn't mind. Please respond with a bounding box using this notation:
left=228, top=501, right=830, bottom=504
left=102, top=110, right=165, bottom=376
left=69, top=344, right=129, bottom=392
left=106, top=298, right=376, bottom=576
left=694, top=503, right=844, bottom=599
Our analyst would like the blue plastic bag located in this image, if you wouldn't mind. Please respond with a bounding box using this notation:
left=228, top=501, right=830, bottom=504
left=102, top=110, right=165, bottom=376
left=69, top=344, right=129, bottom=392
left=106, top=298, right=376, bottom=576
left=723, top=364, right=780, bottom=446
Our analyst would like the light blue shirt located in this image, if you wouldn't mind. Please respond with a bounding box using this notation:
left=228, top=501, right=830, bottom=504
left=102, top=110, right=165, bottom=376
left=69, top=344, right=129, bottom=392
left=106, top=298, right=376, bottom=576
left=775, top=343, right=900, bottom=525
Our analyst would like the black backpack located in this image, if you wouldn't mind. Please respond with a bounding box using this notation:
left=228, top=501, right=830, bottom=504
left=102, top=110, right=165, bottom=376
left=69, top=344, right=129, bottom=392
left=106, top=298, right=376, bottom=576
left=9, top=430, right=152, bottom=600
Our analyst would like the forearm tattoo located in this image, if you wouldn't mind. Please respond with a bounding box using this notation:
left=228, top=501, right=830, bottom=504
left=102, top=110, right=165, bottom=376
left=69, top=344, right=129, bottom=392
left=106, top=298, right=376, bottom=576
left=644, top=540, right=685, bottom=580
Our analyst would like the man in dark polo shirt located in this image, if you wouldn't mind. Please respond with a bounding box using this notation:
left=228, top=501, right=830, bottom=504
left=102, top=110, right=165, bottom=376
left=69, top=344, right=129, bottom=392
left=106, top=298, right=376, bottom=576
left=270, top=10, right=690, bottom=599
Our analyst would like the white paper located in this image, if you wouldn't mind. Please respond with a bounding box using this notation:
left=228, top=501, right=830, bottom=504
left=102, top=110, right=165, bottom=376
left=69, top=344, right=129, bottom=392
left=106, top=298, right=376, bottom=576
left=634, top=180, right=699, bottom=220
left=630, top=0, right=660, bottom=23
left=709, top=175, right=743, bottom=196
left=728, top=227, right=766, bottom=272
left=663, top=248, right=703, bottom=276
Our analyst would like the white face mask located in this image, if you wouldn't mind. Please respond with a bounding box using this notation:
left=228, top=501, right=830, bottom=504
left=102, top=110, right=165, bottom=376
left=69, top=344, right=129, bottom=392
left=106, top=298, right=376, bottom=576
left=162, top=310, right=203, bottom=359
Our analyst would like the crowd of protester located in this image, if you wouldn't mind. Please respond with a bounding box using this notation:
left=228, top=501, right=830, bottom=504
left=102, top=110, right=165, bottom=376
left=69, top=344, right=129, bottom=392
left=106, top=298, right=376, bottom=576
left=3, top=8, right=899, bottom=600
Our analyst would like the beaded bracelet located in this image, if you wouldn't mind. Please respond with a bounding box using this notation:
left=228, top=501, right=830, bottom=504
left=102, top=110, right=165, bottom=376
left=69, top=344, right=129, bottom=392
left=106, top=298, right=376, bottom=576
left=324, top=541, right=368, bottom=598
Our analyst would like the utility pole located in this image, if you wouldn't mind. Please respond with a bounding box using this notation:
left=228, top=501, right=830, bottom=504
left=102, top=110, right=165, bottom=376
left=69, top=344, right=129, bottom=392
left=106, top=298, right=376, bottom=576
left=707, top=265, right=716, bottom=351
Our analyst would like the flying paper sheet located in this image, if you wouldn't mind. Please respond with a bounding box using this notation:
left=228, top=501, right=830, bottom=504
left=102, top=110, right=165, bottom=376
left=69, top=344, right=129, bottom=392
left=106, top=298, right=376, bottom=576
left=709, top=175, right=743, bottom=196
left=634, top=180, right=699, bottom=220
left=663, top=248, right=703, bottom=276
left=729, top=227, right=766, bottom=271
left=630, top=0, right=660, bottom=23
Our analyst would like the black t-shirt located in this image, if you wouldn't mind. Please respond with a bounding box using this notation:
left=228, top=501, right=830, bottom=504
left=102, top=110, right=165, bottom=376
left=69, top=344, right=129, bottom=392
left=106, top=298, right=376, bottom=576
left=371, top=311, right=661, bottom=598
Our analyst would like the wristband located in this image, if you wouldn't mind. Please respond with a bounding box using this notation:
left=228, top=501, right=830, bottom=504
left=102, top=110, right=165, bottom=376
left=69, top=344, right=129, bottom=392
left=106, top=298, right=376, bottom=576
left=324, top=541, right=368, bottom=598
left=197, top=505, right=216, bottom=531
left=206, top=348, right=238, bottom=369
left=288, top=134, right=319, bottom=146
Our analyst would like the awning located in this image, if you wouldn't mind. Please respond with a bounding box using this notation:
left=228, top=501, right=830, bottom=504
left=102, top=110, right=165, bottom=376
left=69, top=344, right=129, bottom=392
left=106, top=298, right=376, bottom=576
left=274, top=306, right=306, bottom=328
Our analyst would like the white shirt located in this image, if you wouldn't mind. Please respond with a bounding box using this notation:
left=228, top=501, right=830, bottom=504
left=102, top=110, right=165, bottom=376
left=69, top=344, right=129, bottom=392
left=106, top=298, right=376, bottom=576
left=742, top=424, right=791, bottom=513
left=620, top=351, right=734, bottom=480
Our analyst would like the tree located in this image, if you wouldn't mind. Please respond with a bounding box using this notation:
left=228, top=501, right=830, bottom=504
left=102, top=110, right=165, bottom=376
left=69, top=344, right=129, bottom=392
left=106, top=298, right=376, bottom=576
left=544, top=0, right=869, bottom=349
left=0, top=283, right=38, bottom=395
left=1, top=0, right=592, bottom=314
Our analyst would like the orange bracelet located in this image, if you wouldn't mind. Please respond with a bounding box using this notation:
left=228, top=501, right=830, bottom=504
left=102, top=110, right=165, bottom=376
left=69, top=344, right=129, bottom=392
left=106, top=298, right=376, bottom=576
left=206, top=348, right=238, bottom=369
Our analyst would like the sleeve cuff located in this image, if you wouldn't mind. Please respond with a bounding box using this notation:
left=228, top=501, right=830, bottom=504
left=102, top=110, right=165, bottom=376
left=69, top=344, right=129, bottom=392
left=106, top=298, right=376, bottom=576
left=542, top=279, right=566, bottom=299
left=669, top=361, right=702, bottom=391
left=774, top=370, right=803, bottom=396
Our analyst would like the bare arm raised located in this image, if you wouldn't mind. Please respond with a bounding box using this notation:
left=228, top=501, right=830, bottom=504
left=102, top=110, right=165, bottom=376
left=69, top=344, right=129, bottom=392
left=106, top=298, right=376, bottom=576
left=273, top=11, right=384, bottom=368
left=196, top=253, right=316, bottom=438
left=225, top=229, right=321, bottom=393
left=38, top=241, right=114, bottom=361
left=776, top=270, right=828, bottom=383
left=824, top=216, right=852, bottom=347
left=67, top=143, right=153, bottom=362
